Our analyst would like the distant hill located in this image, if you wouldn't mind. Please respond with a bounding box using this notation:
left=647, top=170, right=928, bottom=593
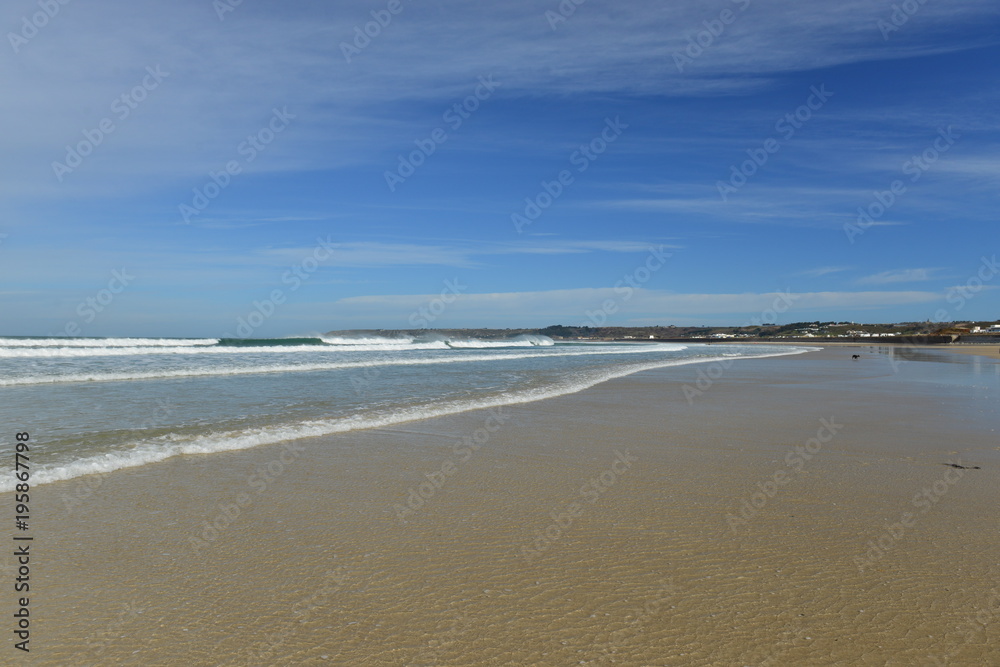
left=325, top=320, right=998, bottom=343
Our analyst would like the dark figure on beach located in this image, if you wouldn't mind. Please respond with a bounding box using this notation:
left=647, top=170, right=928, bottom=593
left=852, top=354, right=860, bottom=360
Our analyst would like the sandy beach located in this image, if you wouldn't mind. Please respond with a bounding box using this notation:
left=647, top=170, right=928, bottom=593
left=14, top=346, right=1000, bottom=665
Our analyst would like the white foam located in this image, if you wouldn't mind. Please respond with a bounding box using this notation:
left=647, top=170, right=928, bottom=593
left=318, top=334, right=555, bottom=349
left=0, top=335, right=558, bottom=357
left=0, top=346, right=812, bottom=492
left=0, top=342, right=455, bottom=358
left=318, top=341, right=452, bottom=351
left=0, top=334, right=565, bottom=357
left=0, top=337, right=218, bottom=347
left=0, top=344, right=690, bottom=386
left=446, top=335, right=555, bottom=348
left=319, top=335, right=416, bottom=346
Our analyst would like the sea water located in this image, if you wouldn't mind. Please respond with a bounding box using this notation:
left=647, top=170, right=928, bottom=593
left=0, top=335, right=810, bottom=491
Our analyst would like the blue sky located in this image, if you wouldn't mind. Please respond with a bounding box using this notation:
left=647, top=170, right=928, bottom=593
left=2, top=0, right=999, bottom=337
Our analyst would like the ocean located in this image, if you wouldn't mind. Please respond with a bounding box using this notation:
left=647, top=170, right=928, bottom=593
left=0, top=335, right=811, bottom=492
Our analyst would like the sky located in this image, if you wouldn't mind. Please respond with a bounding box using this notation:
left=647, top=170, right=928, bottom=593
left=1, top=0, right=999, bottom=337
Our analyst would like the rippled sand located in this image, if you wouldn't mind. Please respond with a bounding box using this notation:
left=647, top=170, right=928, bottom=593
left=18, top=347, right=1000, bottom=665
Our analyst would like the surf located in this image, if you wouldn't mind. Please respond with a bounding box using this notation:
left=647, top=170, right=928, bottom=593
left=0, top=343, right=691, bottom=386
left=0, top=347, right=812, bottom=493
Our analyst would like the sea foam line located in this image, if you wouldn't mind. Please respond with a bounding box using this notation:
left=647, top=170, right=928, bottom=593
left=0, top=337, right=218, bottom=347
left=0, top=347, right=813, bottom=492
left=0, top=342, right=455, bottom=358
left=0, top=344, right=690, bottom=386
left=0, top=335, right=555, bottom=357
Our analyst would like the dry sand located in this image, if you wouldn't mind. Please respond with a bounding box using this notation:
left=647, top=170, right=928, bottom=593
left=15, top=347, right=1000, bottom=665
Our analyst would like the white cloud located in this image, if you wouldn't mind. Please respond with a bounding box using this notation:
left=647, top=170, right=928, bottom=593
left=260, top=240, right=675, bottom=268
left=261, top=242, right=478, bottom=269
left=857, top=268, right=936, bottom=285
left=333, top=287, right=941, bottom=325
left=796, top=266, right=853, bottom=278
left=4, top=0, right=998, bottom=197
left=494, top=240, right=679, bottom=255
left=600, top=182, right=928, bottom=231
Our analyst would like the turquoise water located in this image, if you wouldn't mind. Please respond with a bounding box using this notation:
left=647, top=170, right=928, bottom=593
left=0, top=335, right=810, bottom=491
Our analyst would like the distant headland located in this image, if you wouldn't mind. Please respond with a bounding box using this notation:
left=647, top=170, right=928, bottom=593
left=327, top=320, right=1000, bottom=345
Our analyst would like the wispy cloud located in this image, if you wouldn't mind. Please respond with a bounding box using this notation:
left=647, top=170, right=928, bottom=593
left=494, top=240, right=679, bottom=255
left=260, top=239, right=675, bottom=268
left=597, top=184, right=917, bottom=230
left=335, top=287, right=941, bottom=323
left=4, top=0, right=998, bottom=198
left=857, top=268, right=937, bottom=285
left=262, top=242, right=477, bottom=269
left=796, top=266, right=853, bottom=278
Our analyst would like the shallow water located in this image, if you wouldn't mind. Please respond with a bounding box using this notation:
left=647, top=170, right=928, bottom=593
left=0, top=335, right=812, bottom=490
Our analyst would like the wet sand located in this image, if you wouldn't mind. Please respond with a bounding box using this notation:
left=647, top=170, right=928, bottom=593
left=740, top=340, right=1000, bottom=361
left=14, top=347, right=1000, bottom=665
left=939, top=344, right=1000, bottom=361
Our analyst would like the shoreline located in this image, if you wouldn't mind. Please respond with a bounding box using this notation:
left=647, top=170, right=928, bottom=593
left=712, top=340, right=1000, bottom=361
left=2, top=344, right=813, bottom=494
left=20, top=346, right=1000, bottom=664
